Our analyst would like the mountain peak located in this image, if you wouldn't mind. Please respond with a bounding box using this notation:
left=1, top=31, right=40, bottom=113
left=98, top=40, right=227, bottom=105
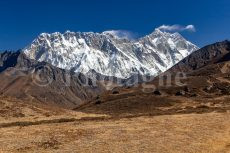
left=23, top=29, right=198, bottom=78
left=150, top=29, right=182, bottom=38
left=102, top=30, right=135, bottom=40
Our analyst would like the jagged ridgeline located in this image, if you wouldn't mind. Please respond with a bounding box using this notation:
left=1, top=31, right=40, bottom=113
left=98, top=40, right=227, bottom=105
left=23, top=29, right=198, bottom=79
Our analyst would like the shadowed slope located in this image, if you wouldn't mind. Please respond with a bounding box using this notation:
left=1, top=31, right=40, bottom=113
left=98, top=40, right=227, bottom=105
left=0, top=51, right=105, bottom=109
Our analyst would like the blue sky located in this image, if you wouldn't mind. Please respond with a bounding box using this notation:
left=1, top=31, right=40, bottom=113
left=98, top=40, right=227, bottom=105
left=0, top=0, right=229, bottom=50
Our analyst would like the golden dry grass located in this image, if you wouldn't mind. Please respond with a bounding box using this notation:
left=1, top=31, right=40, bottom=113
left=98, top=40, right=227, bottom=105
left=0, top=112, right=229, bottom=153
left=0, top=95, right=230, bottom=153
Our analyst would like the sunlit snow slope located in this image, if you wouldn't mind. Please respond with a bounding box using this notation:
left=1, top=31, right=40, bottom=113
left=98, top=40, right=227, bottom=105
left=23, top=29, right=199, bottom=79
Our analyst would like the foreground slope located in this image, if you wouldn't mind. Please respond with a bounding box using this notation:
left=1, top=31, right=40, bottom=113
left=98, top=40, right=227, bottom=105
left=0, top=95, right=229, bottom=153
left=0, top=112, right=229, bottom=153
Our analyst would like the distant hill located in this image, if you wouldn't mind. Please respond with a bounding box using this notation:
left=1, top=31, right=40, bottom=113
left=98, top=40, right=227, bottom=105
left=0, top=51, right=105, bottom=109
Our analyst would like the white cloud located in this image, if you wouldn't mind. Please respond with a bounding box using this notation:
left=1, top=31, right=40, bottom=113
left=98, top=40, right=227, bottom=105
left=156, top=24, right=196, bottom=32
left=103, top=30, right=137, bottom=40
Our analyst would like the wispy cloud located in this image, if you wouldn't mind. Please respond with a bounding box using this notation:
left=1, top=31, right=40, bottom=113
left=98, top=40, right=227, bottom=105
left=156, top=24, right=196, bottom=32
left=103, top=30, right=138, bottom=40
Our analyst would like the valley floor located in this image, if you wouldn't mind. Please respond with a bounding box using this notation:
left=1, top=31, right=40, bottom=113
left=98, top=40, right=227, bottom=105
left=0, top=95, right=230, bottom=153
left=0, top=113, right=230, bottom=152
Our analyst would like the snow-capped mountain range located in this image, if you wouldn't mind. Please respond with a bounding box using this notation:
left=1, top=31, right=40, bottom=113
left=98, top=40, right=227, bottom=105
left=23, top=29, right=199, bottom=79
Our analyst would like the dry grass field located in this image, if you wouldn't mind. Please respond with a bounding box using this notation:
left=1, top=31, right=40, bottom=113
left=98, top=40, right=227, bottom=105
left=0, top=95, right=230, bottom=153
left=0, top=112, right=229, bottom=153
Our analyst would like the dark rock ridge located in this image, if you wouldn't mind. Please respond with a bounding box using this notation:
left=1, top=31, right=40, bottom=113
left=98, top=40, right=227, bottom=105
left=0, top=51, right=105, bottom=109
left=167, top=40, right=230, bottom=73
